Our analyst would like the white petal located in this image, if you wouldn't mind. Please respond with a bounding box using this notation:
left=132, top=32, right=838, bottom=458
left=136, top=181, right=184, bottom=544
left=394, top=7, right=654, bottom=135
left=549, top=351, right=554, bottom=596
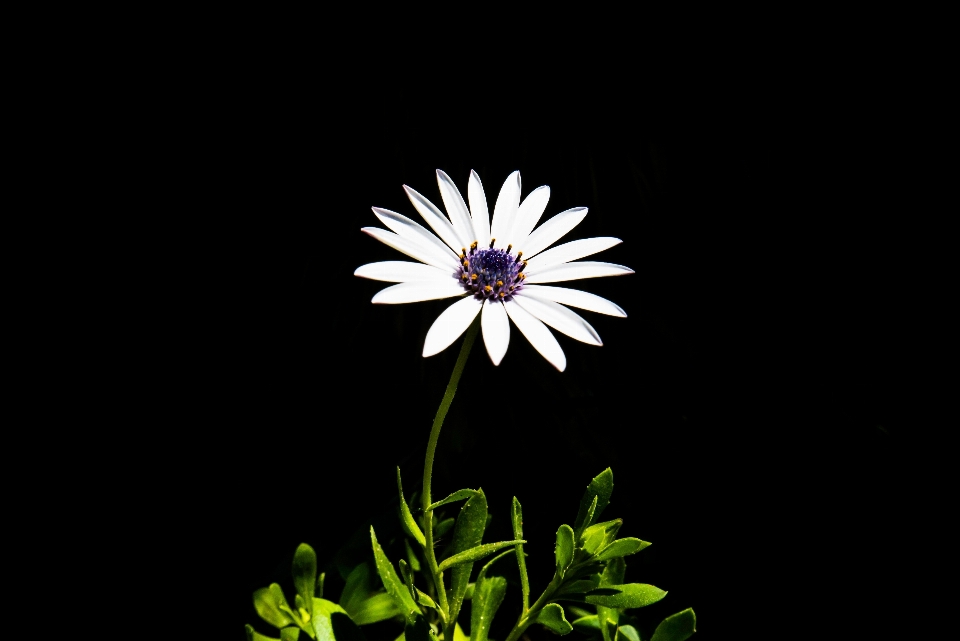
left=468, top=170, right=491, bottom=245
left=480, top=299, right=510, bottom=365
left=423, top=296, right=483, bottom=357
left=490, top=170, right=520, bottom=248
left=373, top=207, right=460, bottom=262
left=372, top=281, right=467, bottom=304
left=525, top=261, right=635, bottom=284
left=504, top=299, right=566, bottom=371
left=355, top=261, right=456, bottom=283
left=521, top=285, right=627, bottom=317
left=519, top=207, right=588, bottom=259
left=437, top=170, right=477, bottom=246
left=513, top=294, right=602, bottom=346
left=526, top=237, right=622, bottom=273
left=508, top=186, right=550, bottom=249
left=404, top=185, right=468, bottom=253
left=361, top=227, right=457, bottom=271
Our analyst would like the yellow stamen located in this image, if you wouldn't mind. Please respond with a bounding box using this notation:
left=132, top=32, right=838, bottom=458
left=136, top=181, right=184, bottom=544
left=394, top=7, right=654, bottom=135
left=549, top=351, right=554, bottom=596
left=471, top=274, right=478, bottom=281
left=484, top=285, right=492, bottom=292
left=496, top=280, right=503, bottom=287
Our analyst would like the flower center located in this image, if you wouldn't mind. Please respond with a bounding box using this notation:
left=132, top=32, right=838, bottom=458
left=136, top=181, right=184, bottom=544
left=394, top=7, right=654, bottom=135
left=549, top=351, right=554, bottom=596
left=457, top=240, right=527, bottom=302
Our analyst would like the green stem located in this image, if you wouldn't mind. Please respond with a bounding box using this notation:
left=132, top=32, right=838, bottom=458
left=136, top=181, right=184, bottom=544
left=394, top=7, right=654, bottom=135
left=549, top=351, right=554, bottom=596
left=422, top=317, right=480, bottom=625
left=504, top=572, right=564, bottom=641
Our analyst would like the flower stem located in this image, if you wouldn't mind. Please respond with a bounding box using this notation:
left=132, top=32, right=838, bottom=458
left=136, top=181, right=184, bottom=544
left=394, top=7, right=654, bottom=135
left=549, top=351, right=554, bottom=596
left=422, top=316, right=480, bottom=623
left=504, top=571, right=564, bottom=641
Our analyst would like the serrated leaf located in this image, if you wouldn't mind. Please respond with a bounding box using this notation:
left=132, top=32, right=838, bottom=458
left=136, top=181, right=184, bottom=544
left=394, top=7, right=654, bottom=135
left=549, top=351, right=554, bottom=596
left=585, top=584, right=667, bottom=609
left=512, top=497, right=530, bottom=612
left=571, top=615, right=601, bottom=632
left=649, top=608, right=696, bottom=641
left=618, top=625, right=641, bottom=641
left=446, top=490, right=488, bottom=629
left=437, top=540, right=525, bottom=572
left=427, top=488, right=479, bottom=511
left=370, top=526, right=421, bottom=624
left=574, top=469, right=613, bottom=537
left=292, top=544, right=317, bottom=621
left=350, top=592, right=402, bottom=626
left=597, top=539, right=651, bottom=562
left=537, top=603, right=573, bottom=635
left=470, top=575, right=507, bottom=641
left=253, top=584, right=295, bottom=630
left=555, top=524, right=575, bottom=573
left=398, top=468, right=427, bottom=547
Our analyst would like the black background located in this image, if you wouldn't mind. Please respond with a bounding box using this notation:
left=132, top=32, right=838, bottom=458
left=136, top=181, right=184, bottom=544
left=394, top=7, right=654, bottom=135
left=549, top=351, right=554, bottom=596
left=159, top=47, right=926, bottom=641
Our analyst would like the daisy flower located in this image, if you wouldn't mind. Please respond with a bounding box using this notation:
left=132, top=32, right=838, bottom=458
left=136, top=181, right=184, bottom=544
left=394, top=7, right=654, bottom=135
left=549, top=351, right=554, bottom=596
left=354, top=170, right=633, bottom=372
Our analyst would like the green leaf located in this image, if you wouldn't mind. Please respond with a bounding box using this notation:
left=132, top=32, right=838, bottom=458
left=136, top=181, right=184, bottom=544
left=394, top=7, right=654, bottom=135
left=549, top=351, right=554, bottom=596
left=585, top=584, right=667, bottom=609
left=398, top=468, right=427, bottom=547
left=454, top=623, right=468, bottom=641
left=312, top=598, right=365, bottom=641
left=649, top=608, right=696, bottom=641
left=434, top=517, right=455, bottom=539
left=574, top=469, right=614, bottom=538
left=317, top=573, right=325, bottom=600
left=537, top=603, right=574, bottom=635
left=446, top=490, right=488, bottom=629
left=512, top=497, right=530, bottom=612
left=596, top=558, right=624, bottom=641
left=596, top=539, right=650, bottom=562
left=571, top=616, right=601, bottom=633
left=437, top=540, right=525, bottom=572
left=404, top=615, right=437, bottom=641
left=370, top=526, right=421, bottom=624
left=470, top=575, right=507, bottom=641
left=413, top=587, right=437, bottom=610
left=555, top=524, right=575, bottom=574
left=246, top=624, right=282, bottom=641
left=281, top=628, right=302, bottom=641
left=340, top=563, right=373, bottom=618
left=350, top=592, right=402, bottom=626
left=618, top=625, right=641, bottom=641
left=555, top=576, right=601, bottom=597
left=253, top=584, right=295, bottom=630
left=293, top=544, right=318, bottom=621
left=404, top=539, right=421, bottom=572
left=579, top=520, right=622, bottom=552
left=427, top=488, right=479, bottom=512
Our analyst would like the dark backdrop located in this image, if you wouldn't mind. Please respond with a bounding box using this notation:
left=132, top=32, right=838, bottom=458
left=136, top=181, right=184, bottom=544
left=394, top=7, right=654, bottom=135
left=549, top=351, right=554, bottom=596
left=168, top=66, right=921, bottom=640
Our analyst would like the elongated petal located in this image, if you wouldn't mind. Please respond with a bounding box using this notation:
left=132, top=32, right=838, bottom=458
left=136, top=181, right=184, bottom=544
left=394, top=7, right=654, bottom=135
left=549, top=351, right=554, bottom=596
left=526, top=237, right=622, bottom=273
left=423, top=296, right=483, bottom=357
left=508, top=186, right=550, bottom=249
left=504, top=299, right=566, bottom=371
left=519, top=207, right=588, bottom=258
left=372, top=281, right=467, bottom=304
left=437, top=170, right=477, bottom=247
left=490, top=171, right=520, bottom=247
left=525, top=261, right=634, bottom=284
left=513, top=295, right=602, bottom=345
left=355, top=261, right=456, bottom=283
left=404, top=185, right=468, bottom=253
left=481, top=299, right=510, bottom=365
left=468, top=170, right=491, bottom=245
left=373, top=207, right=460, bottom=262
left=361, top=227, right=456, bottom=270
left=521, top=285, right=627, bottom=317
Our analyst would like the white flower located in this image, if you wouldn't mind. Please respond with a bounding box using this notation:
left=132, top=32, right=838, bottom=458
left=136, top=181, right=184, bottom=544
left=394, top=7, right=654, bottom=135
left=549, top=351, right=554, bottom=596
left=354, top=170, right=633, bottom=372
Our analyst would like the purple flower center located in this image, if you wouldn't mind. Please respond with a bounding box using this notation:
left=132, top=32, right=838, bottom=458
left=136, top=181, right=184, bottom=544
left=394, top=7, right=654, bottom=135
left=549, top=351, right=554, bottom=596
left=457, top=244, right=527, bottom=302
